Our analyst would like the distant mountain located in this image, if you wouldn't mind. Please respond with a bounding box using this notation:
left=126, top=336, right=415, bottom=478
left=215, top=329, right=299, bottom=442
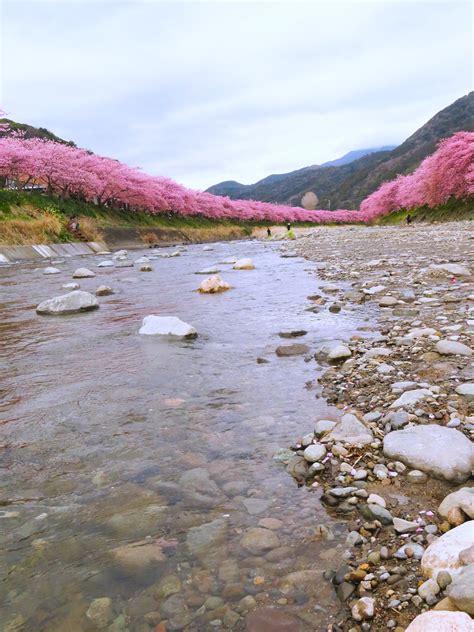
left=320, top=146, right=396, bottom=167
left=206, top=92, right=474, bottom=209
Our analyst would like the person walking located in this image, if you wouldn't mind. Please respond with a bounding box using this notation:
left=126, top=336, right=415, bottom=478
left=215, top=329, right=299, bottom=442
left=267, top=227, right=271, bottom=237
left=287, top=221, right=291, bottom=231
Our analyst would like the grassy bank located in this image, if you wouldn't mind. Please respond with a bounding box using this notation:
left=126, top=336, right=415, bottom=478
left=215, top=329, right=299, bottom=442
left=378, top=197, right=474, bottom=225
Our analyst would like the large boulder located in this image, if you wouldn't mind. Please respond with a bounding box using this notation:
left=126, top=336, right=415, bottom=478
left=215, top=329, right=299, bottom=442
left=383, top=425, right=473, bottom=483
left=421, top=522, right=474, bottom=580
left=456, top=383, right=474, bottom=401
left=240, top=528, right=280, bottom=555
left=275, top=344, right=309, bottom=357
left=36, top=290, right=99, bottom=315
left=198, top=274, right=231, bottom=293
left=43, top=266, right=61, bottom=275
left=321, top=413, right=373, bottom=446
left=447, top=564, right=474, bottom=615
left=389, top=388, right=432, bottom=409
left=72, top=267, right=95, bottom=278
left=428, top=263, right=471, bottom=277
left=405, top=611, right=474, bottom=631
left=139, top=315, right=197, bottom=338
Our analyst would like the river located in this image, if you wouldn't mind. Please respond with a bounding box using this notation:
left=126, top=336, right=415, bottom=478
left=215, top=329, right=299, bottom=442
left=1, top=239, right=372, bottom=631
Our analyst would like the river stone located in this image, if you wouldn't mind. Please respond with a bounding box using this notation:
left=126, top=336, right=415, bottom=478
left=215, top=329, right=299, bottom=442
left=418, top=578, right=440, bottom=601
left=275, top=343, right=310, bottom=357
left=383, top=425, right=474, bottom=483
left=242, top=498, right=271, bottom=515
left=241, top=528, right=280, bottom=555
left=447, top=564, right=474, bottom=614
left=407, top=327, right=437, bottom=338
left=315, top=419, right=337, bottom=436
left=233, top=258, right=255, bottom=270
left=351, top=597, right=374, bottom=621
left=379, top=296, right=398, bottom=307
left=139, top=315, right=197, bottom=338
left=428, top=263, right=471, bottom=277
left=198, top=274, right=231, bottom=293
left=72, top=267, right=95, bottom=278
left=115, top=260, right=134, bottom=267
left=393, top=517, right=419, bottom=533
left=43, top=266, right=61, bottom=274
left=303, top=443, right=326, bottom=462
left=456, top=383, right=474, bottom=401
left=195, top=267, right=221, bottom=275
left=421, top=522, right=474, bottom=580
left=36, top=290, right=99, bottom=315
left=327, top=345, right=351, bottom=361
left=86, top=598, right=113, bottom=629
left=436, top=340, right=472, bottom=357
left=186, top=519, right=228, bottom=557
left=360, top=503, right=393, bottom=525
left=96, top=285, right=114, bottom=296
left=405, top=611, right=474, bottom=632
left=245, top=607, right=302, bottom=631
left=97, top=260, right=114, bottom=267
left=389, top=388, right=432, bottom=409
left=321, top=413, right=373, bottom=446
left=160, top=594, right=190, bottom=630
left=62, top=282, right=80, bottom=290
left=153, top=574, right=181, bottom=599
left=395, top=543, right=425, bottom=560
left=178, top=468, right=223, bottom=507
left=438, top=488, right=474, bottom=524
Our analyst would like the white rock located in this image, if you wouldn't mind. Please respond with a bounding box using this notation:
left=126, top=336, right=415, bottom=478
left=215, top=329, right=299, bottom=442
left=405, top=611, right=474, bottom=632
left=351, top=597, right=374, bottom=621
left=233, top=258, right=255, bottom=270
left=43, top=266, right=61, bottom=275
left=421, top=522, right=474, bottom=580
left=62, top=282, right=80, bottom=290
left=203, top=245, right=214, bottom=251
left=95, top=285, right=114, bottom=296
left=195, top=267, right=221, bottom=275
left=72, top=267, right=95, bottom=278
left=113, top=250, right=127, bottom=259
left=447, top=564, right=474, bottom=615
left=438, top=488, right=474, bottom=522
left=363, top=347, right=392, bottom=359
left=436, top=340, right=472, bottom=357
left=363, top=285, right=386, bottom=295
left=321, top=413, right=373, bottom=446
left=393, top=517, right=419, bottom=533
left=389, top=388, right=432, bottom=409
left=379, top=296, right=398, bottom=307
left=456, top=383, right=474, bottom=401
left=198, top=275, right=231, bottom=294
left=134, top=256, right=150, bottom=264
left=303, top=443, right=326, bottom=463
left=314, top=419, right=337, bottom=436
left=384, top=425, right=473, bottom=483
left=407, top=328, right=437, bottom=338
left=36, top=290, right=99, bottom=315
left=97, top=260, right=114, bottom=267
left=428, top=263, right=471, bottom=277
left=327, top=345, right=351, bottom=361
left=367, top=493, right=386, bottom=507
left=139, top=315, right=197, bottom=338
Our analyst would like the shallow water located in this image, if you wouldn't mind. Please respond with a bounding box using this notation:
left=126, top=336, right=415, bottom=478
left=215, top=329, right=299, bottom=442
left=1, top=240, right=372, bottom=631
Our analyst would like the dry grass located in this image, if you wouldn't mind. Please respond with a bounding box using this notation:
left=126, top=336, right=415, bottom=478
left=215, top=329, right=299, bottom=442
left=76, top=216, right=104, bottom=242
left=141, top=231, right=159, bottom=245
left=0, top=214, right=63, bottom=245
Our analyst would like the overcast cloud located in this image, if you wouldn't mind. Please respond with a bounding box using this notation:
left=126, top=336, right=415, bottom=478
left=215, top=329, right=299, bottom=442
left=0, top=0, right=472, bottom=189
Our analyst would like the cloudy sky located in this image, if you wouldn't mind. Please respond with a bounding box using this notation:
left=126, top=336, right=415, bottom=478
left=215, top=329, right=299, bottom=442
left=0, top=0, right=472, bottom=190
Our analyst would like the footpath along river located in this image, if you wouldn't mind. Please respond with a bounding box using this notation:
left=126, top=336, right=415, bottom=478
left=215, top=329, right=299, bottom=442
left=0, top=239, right=375, bottom=632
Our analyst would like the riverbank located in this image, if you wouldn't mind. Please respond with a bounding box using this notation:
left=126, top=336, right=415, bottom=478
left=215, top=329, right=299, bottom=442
left=278, top=221, right=473, bottom=630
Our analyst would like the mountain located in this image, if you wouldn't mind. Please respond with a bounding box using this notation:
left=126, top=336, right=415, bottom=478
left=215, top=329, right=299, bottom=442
left=206, top=92, right=474, bottom=209
left=319, top=146, right=396, bottom=167
left=0, top=118, right=76, bottom=146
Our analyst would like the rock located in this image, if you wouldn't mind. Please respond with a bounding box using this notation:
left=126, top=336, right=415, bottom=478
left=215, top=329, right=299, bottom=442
left=405, top=611, right=474, bottom=631
left=245, top=607, right=302, bottom=631
left=429, top=263, right=471, bottom=277
left=363, top=347, right=392, bottom=359
left=233, top=258, right=255, bottom=270
left=242, top=498, right=271, bottom=515
left=258, top=518, right=283, bottom=530
left=113, top=250, right=127, bottom=258
left=383, top=425, right=474, bottom=483
left=407, top=327, right=438, bottom=338
left=447, top=564, right=474, bottom=614
left=279, top=330, right=307, bottom=338
left=275, top=343, right=310, bottom=356
left=303, top=443, right=326, bottom=462
left=36, top=290, right=99, bottom=315
left=198, top=274, right=231, bottom=293
left=286, top=455, right=310, bottom=482
left=115, top=260, right=134, bottom=268
left=389, top=388, right=432, bottom=409
left=153, top=574, right=181, bottom=599
left=273, top=448, right=294, bottom=463
left=360, top=503, right=393, bottom=525
left=241, top=528, right=280, bottom=555
left=393, top=517, right=419, bottom=533
left=72, top=267, right=95, bottom=278
left=329, top=486, right=359, bottom=498
left=367, top=493, right=386, bottom=507
left=379, top=296, right=398, bottom=307
left=179, top=468, right=223, bottom=507
left=160, top=594, right=190, bottom=629
left=351, top=597, right=374, bottom=621
left=97, top=260, right=114, bottom=267
left=140, top=264, right=153, bottom=272
left=395, top=543, right=425, bottom=559
left=43, top=266, right=61, bottom=274
left=62, top=282, right=80, bottom=290
left=327, top=345, right=352, bottom=361
left=186, top=519, right=228, bottom=557
left=86, top=598, right=113, bottom=629
left=438, top=488, right=474, bottom=525
left=407, top=469, right=428, bottom=484
left=437, top=571, right=453, bottom=590
left=456, top=383, right=474, bottom=401
left=111, top=539, right=167, bottom=570
left=459, top=545, right=474, bottom=566
left=139, top=315, right=197, bottom=338
left=436, top=340, right=472, bottom=357
left=418, top=578, right=440, bottom=601
left=322, top=413, right=373, bottom=446
left=422, top=522, right=474, bottom=580
left=95, top=285, right=114, bottom=296
left=315, top=419, right=337, bottom=436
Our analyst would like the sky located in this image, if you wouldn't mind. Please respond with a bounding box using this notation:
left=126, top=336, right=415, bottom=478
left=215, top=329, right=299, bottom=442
left=0, top=0, right=472, bottom=190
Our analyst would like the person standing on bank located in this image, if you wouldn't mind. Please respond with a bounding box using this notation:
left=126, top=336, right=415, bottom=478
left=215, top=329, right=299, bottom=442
left=287, top=221, right=291, bottom=231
